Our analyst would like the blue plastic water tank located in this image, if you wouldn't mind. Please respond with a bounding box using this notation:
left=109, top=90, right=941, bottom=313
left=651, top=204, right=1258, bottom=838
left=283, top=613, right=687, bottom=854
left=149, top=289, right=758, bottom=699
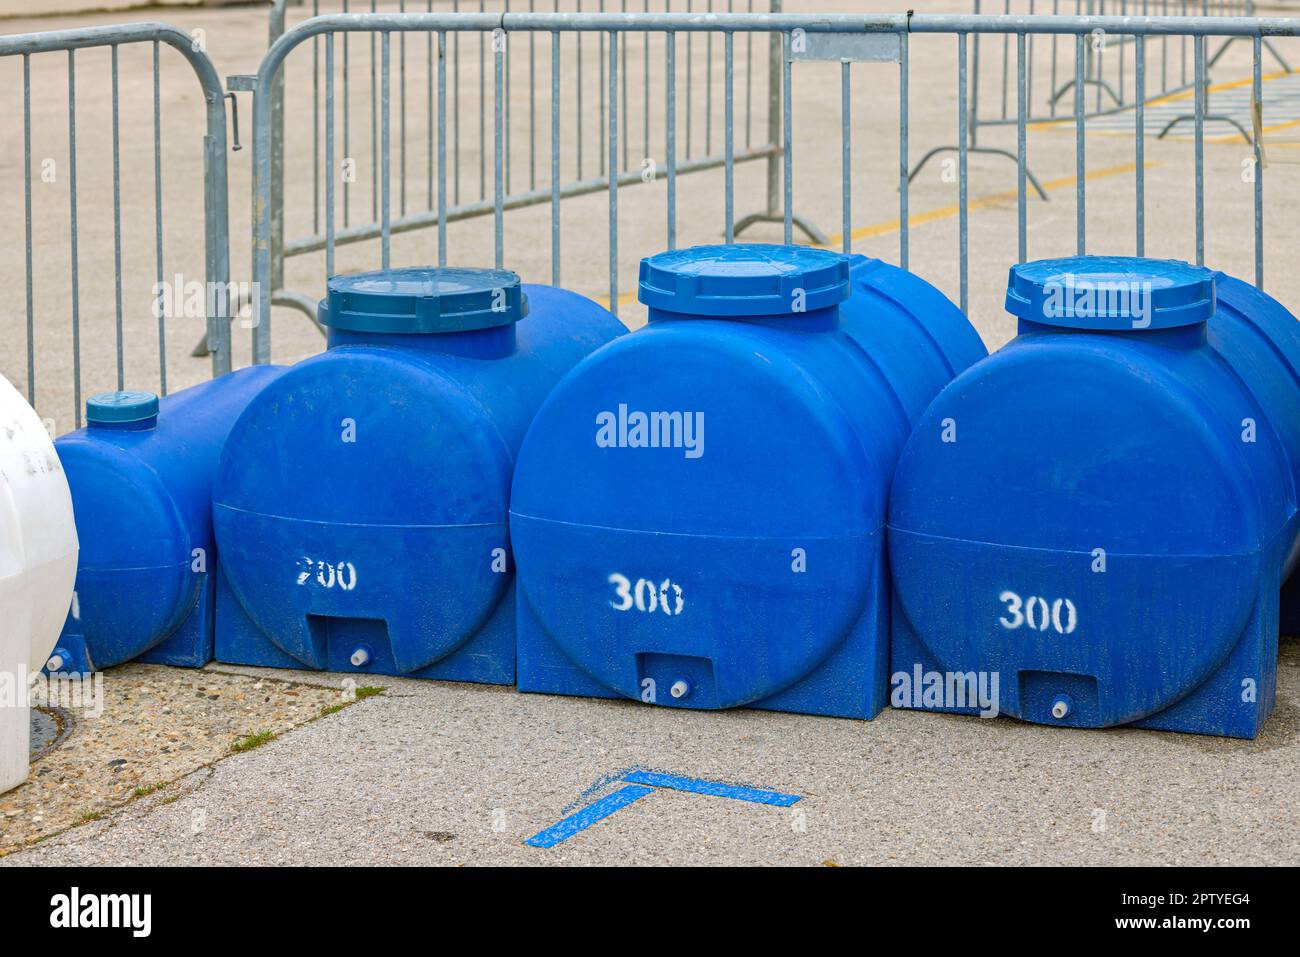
left=211, top=267, right=626, bottom=683
left=50, top=366, right=286, bottom=672
left=888, top=256, right=1300, bottom=738
left=510, top=244, right=988, bottom=718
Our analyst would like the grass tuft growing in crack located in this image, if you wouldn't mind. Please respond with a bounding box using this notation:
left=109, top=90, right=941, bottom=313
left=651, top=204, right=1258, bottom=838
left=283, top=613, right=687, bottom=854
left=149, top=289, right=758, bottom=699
left=230, top=729, right=278, bottom=753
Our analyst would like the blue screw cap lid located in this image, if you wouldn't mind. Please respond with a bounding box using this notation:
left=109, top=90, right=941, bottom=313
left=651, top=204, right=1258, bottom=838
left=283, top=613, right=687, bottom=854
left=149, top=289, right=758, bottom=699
left=86, top=391, right=159, bottom=426
left=638, top=243, right=851, bottom=317
left=1005, top=256, right=1216, bottom=330
left=319, top=266, right=528, bottom=334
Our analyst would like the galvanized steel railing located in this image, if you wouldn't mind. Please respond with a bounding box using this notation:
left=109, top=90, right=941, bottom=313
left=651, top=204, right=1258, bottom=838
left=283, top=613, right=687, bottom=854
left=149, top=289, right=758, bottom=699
left=259, top=0, right=802, bottom=333
left=3, top=13, right=1293, bottom=420
left=908, top=0, right=1291, bottom=190
left=246, top=11, right=1297, bottom=361
left=0, top=23, right=234, bottom=428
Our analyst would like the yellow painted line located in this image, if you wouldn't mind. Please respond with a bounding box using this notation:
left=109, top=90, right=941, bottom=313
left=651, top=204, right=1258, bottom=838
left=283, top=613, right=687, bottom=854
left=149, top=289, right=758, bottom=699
left=1145, top=68, right=1291, bottom=107
left=1195, top=116, right=1300, bottom=143
left=1031, top=115, right=1300, bottom=144
left=1030, top=69, right=1291, bottom=130
left=596, top=290, right=640, bottom=309
left=594, top=161, right=1154, bottom=306
left=817, top=160, right=1156, bottom=250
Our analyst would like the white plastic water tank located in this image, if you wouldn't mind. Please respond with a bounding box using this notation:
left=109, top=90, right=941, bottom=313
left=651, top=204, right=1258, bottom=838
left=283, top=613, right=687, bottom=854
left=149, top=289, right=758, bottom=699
left=0, top=375, right=78, bottom=794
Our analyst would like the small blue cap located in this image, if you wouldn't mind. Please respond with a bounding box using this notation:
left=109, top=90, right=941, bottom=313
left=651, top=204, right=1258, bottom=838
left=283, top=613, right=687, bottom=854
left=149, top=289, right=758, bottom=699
left=1005, top=256, right=1216, bottom=330
left=638, top=244, right=850, bottom=317
left=319, top=267, right=528, bottom=334
left=86, top=391, right=159, bottom=426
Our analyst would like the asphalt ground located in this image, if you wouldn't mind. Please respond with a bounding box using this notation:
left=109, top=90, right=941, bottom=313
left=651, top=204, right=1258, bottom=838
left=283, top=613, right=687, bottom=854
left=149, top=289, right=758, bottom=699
left=4, top=644, right=1298, bottom=865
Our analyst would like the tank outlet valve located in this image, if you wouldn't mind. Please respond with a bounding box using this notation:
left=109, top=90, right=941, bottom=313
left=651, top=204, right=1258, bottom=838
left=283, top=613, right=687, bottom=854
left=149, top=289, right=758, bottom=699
left=1050, top=697, right=1071, bottom=720
left=669, top=679, right=691, bottom=700
left=46, top=651, right=68, bottom=673
left=349, top=646, right=373, bottom=668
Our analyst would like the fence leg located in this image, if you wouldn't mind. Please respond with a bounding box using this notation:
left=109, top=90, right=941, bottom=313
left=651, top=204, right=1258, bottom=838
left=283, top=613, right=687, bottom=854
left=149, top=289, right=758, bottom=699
left=908, top=145, right=1049, bottom=201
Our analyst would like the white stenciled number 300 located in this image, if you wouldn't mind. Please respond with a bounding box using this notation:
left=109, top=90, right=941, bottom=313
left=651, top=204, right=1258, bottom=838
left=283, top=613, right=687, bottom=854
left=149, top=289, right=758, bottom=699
left=608, top=572, right=685, bottom=616
left=999, top=589, right=1077, bottom=634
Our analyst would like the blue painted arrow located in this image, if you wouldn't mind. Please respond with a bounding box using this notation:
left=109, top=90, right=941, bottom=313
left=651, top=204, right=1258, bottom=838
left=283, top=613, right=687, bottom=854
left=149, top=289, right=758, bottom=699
left=525, top=768, right=801, bottom=848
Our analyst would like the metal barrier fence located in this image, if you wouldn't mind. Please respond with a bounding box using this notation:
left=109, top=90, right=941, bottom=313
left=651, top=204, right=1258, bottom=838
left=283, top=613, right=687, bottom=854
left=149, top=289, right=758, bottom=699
left=247, top=11, right=1297, bottom=360
left=259, top=0, right=800, bottom=333
left=908, top=0, right=1293, bottom=187
left=0, top=23, right=234, bottom=428
left=971, top=1, right=1290, bottom=129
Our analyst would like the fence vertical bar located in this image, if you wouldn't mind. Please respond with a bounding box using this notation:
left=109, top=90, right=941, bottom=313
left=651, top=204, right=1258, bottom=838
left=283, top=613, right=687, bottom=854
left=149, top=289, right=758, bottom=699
left=370, top=0, right=378, bottom=221
left=1164, top=0, right=1175, bottom=92
left=841, top=59, right=850, bottom=254
left=644, top=1, right=651, bottom=166
left=1016, top=31, right=1026, bottom=264
left=971, top=1, right=981, bottom=145
left=399, top=1, right=407, bottom=217
left=725, top=31, right=735, bottom=243
left=506, top=1, right=513, bottom=196
left=23, top=54, right=34, bottom=405
left=683, top=0, right=690, bottom=160
left=1095, top=4, right=1103, bottom=113
left=1253, top=34, right=1263, bottom=289
left=426, top=1, right=433, bottom=212
left=454, top=0, right=461, bottom=204
left=667, top=29, right=677, bottom=250
left=577, top=0, right=582, bottom=180
left=326, top=31, right=336, bottom=279
left=438, top=30, right=448, bottom=267
left=552, top=29, right=562, bottom=285
left=1119, top=0, right=1127, bottom=101
left=601, top=1, right=607, bottom=176
left=314, top=1, right=320, bottom=235
left=1027, top=0, right=1035, bottom=120
left=495, top=27, right=505, bottom=269
left=152, top=43, right=166, bottom=395
left=1181, top=0, right=1188, bottom=85
left=68, top=50, right=82, bottom=429
left=707, top=2, right=714, bottom=157
left=622, top=4, right=630, bottom=171
left=1000, top=0, right=1009, bottom=121
left=1050, top=0, right=1059, bottom=117
left=343, top=0, right=351, bottom=227
left=112, top=44, right=125, bottom=390
left=531, top=1, right=538, bottom=192
left=1194, top=33, right=1205, bottom=266
left=204, top=47, right=233, bottom=377
left=1136, top=33, right=1145, bottom=257
left=609, top=29, right=619, bottom=315
left=1075, top=32, right=1085, bottom=255
left=958, top=32, right=968, bottom=314
left=481, top=0, right=487, bottom=198
left=381, top=31, right=392, bottom=270
left=577, top=0, right=585, bottom=180
left=766, top=0, right=781, bottom=219
left=270, top=3, right=286, bottom=294
left=899, top=29, right=908, bottom=271
left=782, top=30, right=792, bottom=245
left=745, top=0, right=753, bottom=149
